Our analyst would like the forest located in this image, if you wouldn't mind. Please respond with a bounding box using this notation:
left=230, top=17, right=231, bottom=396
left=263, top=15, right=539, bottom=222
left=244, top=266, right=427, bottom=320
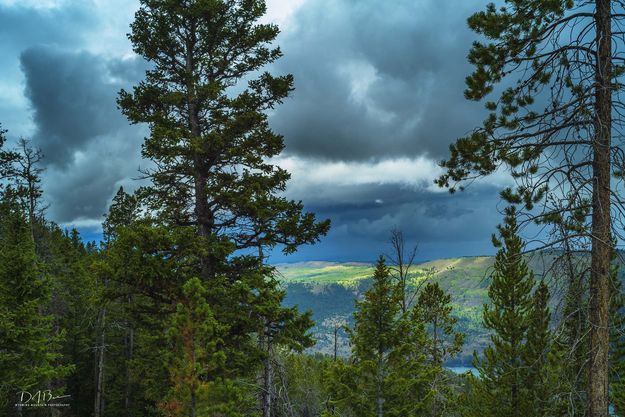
left=2, top=1, right=625, bottom=417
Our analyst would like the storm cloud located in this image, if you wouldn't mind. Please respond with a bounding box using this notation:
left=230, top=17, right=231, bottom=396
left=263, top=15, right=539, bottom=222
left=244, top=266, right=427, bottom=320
left=270, top=0, right=488, bottom=161
left=20, top=47, right=148, bottom=222
left=1, top=0, right=506, bottom=261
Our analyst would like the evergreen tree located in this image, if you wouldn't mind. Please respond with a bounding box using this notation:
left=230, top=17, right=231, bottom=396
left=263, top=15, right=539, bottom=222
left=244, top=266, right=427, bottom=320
left=434, top=2, right=622, bottom=413
left=553, top=255, right=589, bottom=416
left=115, top=2, right=327, bottom=411
left=326, top=257, right=433, bottom=417
left=523, top=281, right=554, bottom=416
left=0, top=125, right=18, bottom=183
left=461, top=207, right=553, bottom=417
left=414, top=282, right=464, bottom=417
left=44, top=226, right=98, bottom=417
left=117, top=0, right=330, bottom=280
left=0, top=190, right=71, bottom=413
left=415, top=282, right=464, bottom=366
left=161, top=277, right=246, bottom=417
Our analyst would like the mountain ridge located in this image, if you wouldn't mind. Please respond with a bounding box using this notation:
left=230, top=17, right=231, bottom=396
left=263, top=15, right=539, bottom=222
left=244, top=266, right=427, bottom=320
left=276, top=252, right=607, bottom=365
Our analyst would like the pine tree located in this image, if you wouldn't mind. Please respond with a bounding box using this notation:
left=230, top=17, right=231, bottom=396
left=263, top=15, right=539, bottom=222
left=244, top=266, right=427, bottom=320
left=0, top=125, right=18, bottom=183
left=434, top=2, right=621, bottom=413
left=117, top=0, right=330, bottom=281
left=115, top=3, right=327, bottom=411
left=0, top=190, right=71, bottom=413
left=161, top=277, right=239, bottom=417
left=326, top=256, right=433, bottom=417
left=414, top=282, right=464, bottom=417
left=610, top=263, right=625, bottom=416
left=462, top=207, right=552, bottom=417
left=44, top=226, right=98, bottom=417
left=523, top=281, right=554, bottom=416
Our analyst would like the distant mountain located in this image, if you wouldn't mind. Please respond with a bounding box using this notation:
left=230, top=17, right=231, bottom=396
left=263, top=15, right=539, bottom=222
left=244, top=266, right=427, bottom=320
left=276, top=252, right=603, bottom=366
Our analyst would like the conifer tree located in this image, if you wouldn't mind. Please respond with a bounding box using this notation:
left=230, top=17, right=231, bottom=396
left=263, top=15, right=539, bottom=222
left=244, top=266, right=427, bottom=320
left=414, top=282, right=464, bottom=417
left=462, top=207, right=553, bottom=417
left=44, top=226, right=98, bottom=417
left=523, top=281, right=554, bottom=416
left=117, top=0, right=329, bottom=281
left=435, top=3, right=624, bottom=414
left=161, top=277, right=244, bottom=417
left=0, top=190, right=71, bottom=413
left=326, top=257, right=432, bottom=417
left=115, top=2, right=327, bottom=411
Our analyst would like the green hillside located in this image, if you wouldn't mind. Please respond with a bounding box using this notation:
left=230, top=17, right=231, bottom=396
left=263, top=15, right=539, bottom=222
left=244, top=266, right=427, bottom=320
left=276, top=253, right=583, bottom=365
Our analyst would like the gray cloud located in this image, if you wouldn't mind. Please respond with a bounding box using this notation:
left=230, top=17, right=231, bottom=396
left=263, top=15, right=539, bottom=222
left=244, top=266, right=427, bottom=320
left=20, top=47, right=147, bottom=167
left=0, top=2, right=94, bottom=132
left=19, top=47, right=148, bottom=222
left=0, top=3, right=92, bottom=53
left=273, top=183, right=502, bottom=263
left=3, top=0, right=508, bottom=262
left=270, top=0, right=489, bottom=161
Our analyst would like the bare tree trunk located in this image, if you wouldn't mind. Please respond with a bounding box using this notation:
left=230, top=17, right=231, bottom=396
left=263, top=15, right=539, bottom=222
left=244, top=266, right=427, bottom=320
left=589, top=1, right=612, bottom=416
left=376, top=356, right=384, bottom=417
left=124, top=295, right=134, bottom=416
left=94, top=307, right=106, bottom=417
left=262, top=336, right=273, bottom=417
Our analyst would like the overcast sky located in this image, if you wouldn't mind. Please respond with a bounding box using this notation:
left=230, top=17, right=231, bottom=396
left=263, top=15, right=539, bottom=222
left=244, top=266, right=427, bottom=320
left=0, top=0, right=509, bottom=262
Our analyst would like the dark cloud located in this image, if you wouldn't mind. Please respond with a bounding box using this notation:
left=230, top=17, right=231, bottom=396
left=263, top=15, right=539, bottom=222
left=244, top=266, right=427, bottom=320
left=0, top=2, right=95, bottom=131
left=3, top=0, right=509, bottom=262
left=269, top=182, right=502, bottom=263
left=20, top=47, right=147, bottom=166
left=19, top=47, right=148, bottom=222
left=0, top=3, right=92, bottom=54
left=270, top=0, right=489, bottom=161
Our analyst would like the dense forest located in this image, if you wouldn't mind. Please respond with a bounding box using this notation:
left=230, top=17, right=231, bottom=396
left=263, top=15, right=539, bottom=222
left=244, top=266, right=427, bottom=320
left=3, top=1, right=625, bottom=417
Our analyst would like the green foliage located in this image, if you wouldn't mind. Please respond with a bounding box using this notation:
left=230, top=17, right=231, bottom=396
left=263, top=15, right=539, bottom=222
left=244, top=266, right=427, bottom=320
left=43, top=226, right=98, bottom=417
left=610, top=264, right=625, bottom=416
left=326, top=257, right=434, bottom=417
left=118, top=0, right=329, bottom=275
left=461, top=207, right=555, bottom=417
left=0, top=191, right=72, bottom=413
left=415, top=282, right=464, bottom=365
left=161, top=277, right=240, bottom=417
left=113, top=3, right=328, bottom=414
left=414, top=282, right=464, bottom=416
left=271, top=352, right=333, bottom=417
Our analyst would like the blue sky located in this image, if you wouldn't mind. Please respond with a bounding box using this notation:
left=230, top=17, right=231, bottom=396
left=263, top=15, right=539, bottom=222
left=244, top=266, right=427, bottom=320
left=0, top=0, right=509, bottom=262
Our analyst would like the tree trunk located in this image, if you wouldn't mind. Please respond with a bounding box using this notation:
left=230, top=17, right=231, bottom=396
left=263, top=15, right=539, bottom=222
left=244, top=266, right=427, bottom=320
left=124, top=295, right=134, bottom=416
left=589, top=1, right=612, bottom=416
left=262, top=337, right=273, bottom=417
left=94, top=307, right=106, bottom=417
left=376, top=355, right=384, bottom=417
left=185, top=24, right=214, bottom=281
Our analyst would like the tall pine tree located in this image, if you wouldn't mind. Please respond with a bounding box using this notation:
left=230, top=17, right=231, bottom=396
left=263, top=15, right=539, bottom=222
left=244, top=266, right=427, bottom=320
left=115, top=2, right=329, bottom=412
left=117, top=0, right=329, bottom=280
left=435, top=2, right=623, bottom=413
left=0, top=190, right=71, bottom=414
left=461, top=207, right=554, bottom=417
